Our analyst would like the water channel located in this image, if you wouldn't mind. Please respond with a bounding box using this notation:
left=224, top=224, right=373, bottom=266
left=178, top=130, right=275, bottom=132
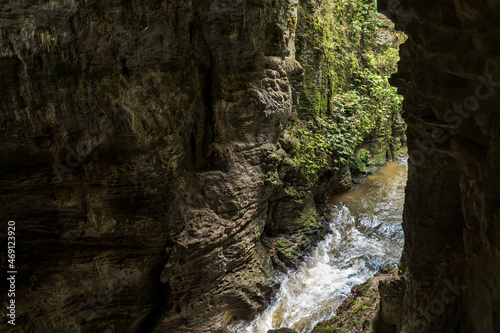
left=237, top=154, right=408, bottom=332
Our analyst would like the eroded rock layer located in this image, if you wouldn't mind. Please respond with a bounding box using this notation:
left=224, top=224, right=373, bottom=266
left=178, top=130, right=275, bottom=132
left=378, top=0, right=500, bottom=332
left=0, top=1, right=302, bottom=331
left=0, top=1, right=405, bottom=332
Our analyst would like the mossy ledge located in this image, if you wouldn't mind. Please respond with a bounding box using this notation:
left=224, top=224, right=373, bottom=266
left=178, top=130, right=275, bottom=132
left=310, top=266, right=402, bottom=333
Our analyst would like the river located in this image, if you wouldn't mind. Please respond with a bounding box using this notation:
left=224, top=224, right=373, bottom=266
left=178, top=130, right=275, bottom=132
left=235, top=155, right=408, bottom=333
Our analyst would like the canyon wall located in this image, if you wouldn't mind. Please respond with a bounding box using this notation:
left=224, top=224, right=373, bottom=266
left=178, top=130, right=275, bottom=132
left=0, top=1, right=303, bottom=331
left=0, top=1, right=403, bottom=332
left=378, top=0, right=500, bottom=332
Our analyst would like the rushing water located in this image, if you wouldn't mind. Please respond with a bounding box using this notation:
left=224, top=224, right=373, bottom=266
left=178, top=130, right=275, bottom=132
left=235, top=156, right=408, bottom=333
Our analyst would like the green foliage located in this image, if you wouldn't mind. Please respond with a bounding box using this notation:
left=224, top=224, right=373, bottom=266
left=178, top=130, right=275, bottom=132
left=290, top=0, right=406, bottom=181
left=353, top=148, right=371, bottom=173
left=359, top=301, right=373, bottom=310
left=316, top=324, right=334, bottom=332
left=288, top=116, right=356, bottom=181
left=296, top=207, right=319, bottom=230
left=358, top=149, right=370, bottom=163
left=289, top=16, right=298, bottom=34
left=373, top=47, right=401, bottom=75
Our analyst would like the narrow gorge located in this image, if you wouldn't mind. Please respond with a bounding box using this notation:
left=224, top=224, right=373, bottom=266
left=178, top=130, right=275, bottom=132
left=239, top=156, right=408, bottom=332
left=0, top=0, right=498, bottom=332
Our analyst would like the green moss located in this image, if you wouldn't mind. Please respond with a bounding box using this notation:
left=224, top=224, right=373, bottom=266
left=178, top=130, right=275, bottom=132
left=296, top=207, right=318, bottom=230
left=316, top=324, right=334, bottom=332
left=273, top=238, right=300, bottom=262
left=289, top=16, right=297, bottom=34
left=352, top=148, right=371, bottom=173
left=286, top=0, right=406, bottom=182
left=373, top=151, right=387, bottom=166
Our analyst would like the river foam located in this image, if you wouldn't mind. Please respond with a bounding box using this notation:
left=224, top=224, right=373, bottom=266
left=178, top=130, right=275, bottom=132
left=235, top=157, right=408, bottom=333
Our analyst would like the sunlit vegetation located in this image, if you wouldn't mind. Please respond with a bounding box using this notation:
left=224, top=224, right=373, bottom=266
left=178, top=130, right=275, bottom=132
left=287, top=0, right=406, bottom=181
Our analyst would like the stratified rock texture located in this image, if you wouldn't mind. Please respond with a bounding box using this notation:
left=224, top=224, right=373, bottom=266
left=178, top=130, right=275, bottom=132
left=9, top=0, right=498, bottom=332
left=0, top=1, right=303, bottom=332
left=378, top=0, right=500, bottom=332
left=0, top=0, right=407, bottom=330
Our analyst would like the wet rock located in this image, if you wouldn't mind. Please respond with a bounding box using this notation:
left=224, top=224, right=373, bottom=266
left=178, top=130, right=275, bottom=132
left=0, top=1, right=305, bottom=332
left=311, top=266, right=399, bottom=333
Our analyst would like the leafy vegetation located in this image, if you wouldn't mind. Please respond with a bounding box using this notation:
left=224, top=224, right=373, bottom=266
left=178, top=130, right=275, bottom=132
left=288, top=0, right=406, bottom=181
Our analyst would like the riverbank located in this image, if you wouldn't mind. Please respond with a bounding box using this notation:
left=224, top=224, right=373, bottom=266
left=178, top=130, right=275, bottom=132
left=241, top=151, right=408, bottom=332
left=311, top=266, right=402, bottom=333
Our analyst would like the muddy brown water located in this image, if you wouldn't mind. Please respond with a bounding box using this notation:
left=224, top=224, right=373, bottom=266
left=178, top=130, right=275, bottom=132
left=234, top=155, right=408, bottom=333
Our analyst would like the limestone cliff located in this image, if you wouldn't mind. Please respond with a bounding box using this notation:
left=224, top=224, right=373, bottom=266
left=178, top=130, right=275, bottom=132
left=0, top=1, right=403, bottom=332
left=0, top=1, right=303, bottom=331
left=262, top=0, right=406, bottom=271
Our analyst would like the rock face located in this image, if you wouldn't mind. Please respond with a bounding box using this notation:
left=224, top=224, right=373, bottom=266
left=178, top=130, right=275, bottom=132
left=377, top=0, right=500, bottom=332
left=0, top=1, right=403, bottom=332
left=312, top=267, right=401, bottom=333
left=0, top=1, right=303, bottom=332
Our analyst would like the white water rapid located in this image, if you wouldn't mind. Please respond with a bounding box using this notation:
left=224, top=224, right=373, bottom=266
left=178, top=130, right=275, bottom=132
left=234, top=156, right=408, bottom=333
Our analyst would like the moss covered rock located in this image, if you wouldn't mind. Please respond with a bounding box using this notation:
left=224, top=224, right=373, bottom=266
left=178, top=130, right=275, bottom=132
left=311, top=266, right=400, bottom=333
